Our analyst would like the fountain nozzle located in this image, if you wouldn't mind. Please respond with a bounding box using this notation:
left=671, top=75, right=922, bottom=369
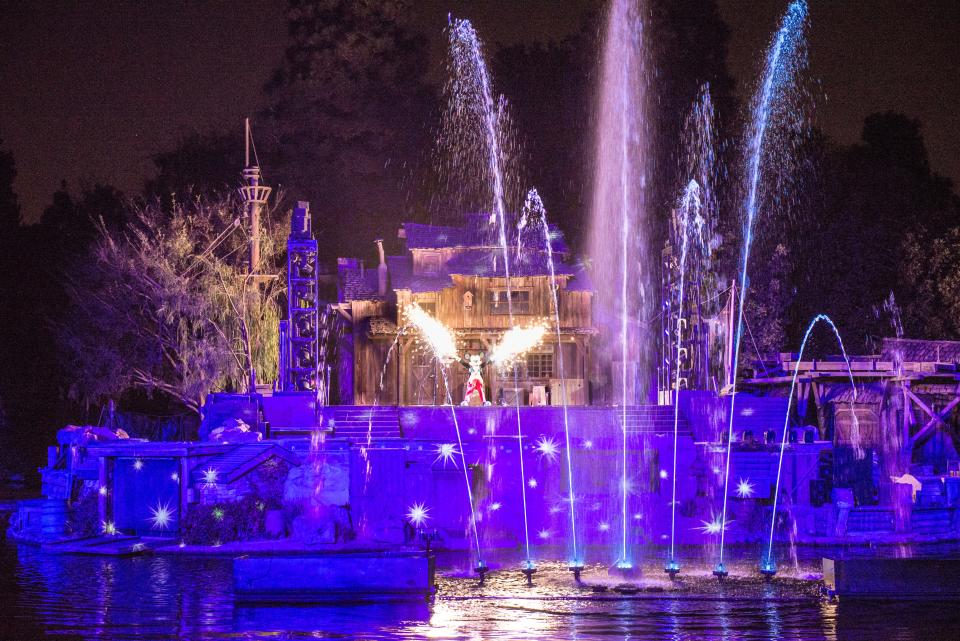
left=760, top=556, right=777, bottom=580
left=712, top=562, right=729, bottom=580
left=568, top=562, right=585, bottom=583
left=475, top=561, right=488, bottom=586
left=521, top=561, right=537, bottom=586
left=664, top=558, right=681, bottom=580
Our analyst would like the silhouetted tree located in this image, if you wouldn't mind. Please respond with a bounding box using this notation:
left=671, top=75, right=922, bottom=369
left=786, top=113, right=960, bottom=351
left=59, top=195, right=287, bottom=413
left=145, top=131, right=244, bottom=206
left=0, top=136, right=20, bottom=237
left=262, top=0, right=437, bottom=261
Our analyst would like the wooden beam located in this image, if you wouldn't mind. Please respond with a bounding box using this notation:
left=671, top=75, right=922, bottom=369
left=909, top=395, right=960, bottom=449
left=904, top=388, right=944, bottom=425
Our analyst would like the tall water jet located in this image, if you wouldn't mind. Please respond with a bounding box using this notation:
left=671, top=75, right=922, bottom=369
left=448, top=16, right=533, bottom=569
left=763, top=314, right=856, bottom=576
left=590, top=0, right=651, bottom=571
left=519, top=188, right=581, bottom=568
left=405, top=303, right=484, bottom=567
left=666, top=179, right=701, bottom=576
left=716, top=0, right=808, bottom=576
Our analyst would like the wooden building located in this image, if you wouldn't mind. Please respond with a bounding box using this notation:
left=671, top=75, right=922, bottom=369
left=332, top=216, right=595, bottom=406
left=745, top=338, right=960, bottom=474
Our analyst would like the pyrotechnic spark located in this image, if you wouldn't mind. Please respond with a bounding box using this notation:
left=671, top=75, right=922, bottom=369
left=527, top=478, right=538, bottom=489
left=549, top=504, right=563, bottom=515
left=488, top=324, right=547, bottom=367
left=170, top=472, right=180, bottom=482
left=98, top=485, right=108, bottom=496
left=488, top=502, right=502, bottom=512
left=202, top=467, right=219, bottom=486
left=660, top=469, right=669, bottom=479
left=537, top=528, right=551, bottom=540
left=736, top=477, right=756, bottom=498
left=101, top=520, right=116, bottom=535
left=599, top=521, right=611, bottom=532
left=212, top=507, right=225, bottom=522
left=133, top=458, right=144, bottom=471
left=534, top=435, right=560, bottom=462
left=433, top=443, right=460, bottom=468
left=406, top=502, right=431, bottom=527
left=149, top=502, right=174, bottom=530
left=407, top=304, right=458, bottom=363
left=583, top=439, right=594, bottom=450
left=697, top=515, right=732, bottom=535
left=132, top=543, right=145, bottom=552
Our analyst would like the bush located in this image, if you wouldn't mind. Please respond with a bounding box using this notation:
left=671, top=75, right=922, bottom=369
left=66, top=484, right=100, bottom=537
left=247, top=457, right=290, bottom=510
left=181, top=495, right=267, bottom=545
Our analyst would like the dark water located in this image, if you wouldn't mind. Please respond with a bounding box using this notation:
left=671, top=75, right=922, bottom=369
left=4, top=543, right=960, bottom=640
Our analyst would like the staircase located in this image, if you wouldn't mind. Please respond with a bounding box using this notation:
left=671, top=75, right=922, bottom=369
left=617, top=405, right=690, bottom=435
left=325, top=406, right=402, bottom=441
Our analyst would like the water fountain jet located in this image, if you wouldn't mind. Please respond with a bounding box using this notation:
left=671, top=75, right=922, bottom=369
left=717, top=0, right=808, bottom=570
left=763, top=313, right=856, bottom=578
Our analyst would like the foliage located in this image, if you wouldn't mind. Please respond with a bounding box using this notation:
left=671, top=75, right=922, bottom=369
left=492, top=0, right=737, bottom=253
left=58, top=193, right=288, bottom=413
left=246, top=457, right=291, bottom=510
left=181, top=496, right=269, bottom=545
left=900, top=228, right=960, bottom=339
left=743, top=243, right=792, bottom=363
left=0, top=135, right=20, bottom=236
left=786, top=112, right=960, bottom=351
left=145, top=132, right=244, bottom=206
left=66, top=484, right=101, bottom=537
left=263, top=0, right=436, bottom=261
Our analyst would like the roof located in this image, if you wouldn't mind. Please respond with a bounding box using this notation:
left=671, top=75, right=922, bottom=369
left=821, top=382, right=885, bottom=405
left=402, top=222, right=482, bottom=249
left=401, top=218, right=570, bottom=255
left=338, top=259, right=380, bottom=302
left=882, top=338, right=960, bottom=363
left=188, top=443, right=301, bottom=486
left=339, top=219, right=588, bottom=302
left=386, top=254, right=452, bottom=293
left=445, top=248, right=576, bottom=278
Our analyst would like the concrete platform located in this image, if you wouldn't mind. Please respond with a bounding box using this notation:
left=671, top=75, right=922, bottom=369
left=823, top=557, right=960, bottom=600
left=233, top=549, right=436, bottom=602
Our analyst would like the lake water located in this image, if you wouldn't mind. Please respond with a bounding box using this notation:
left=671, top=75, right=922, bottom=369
left=5, top=543, right=960, bottom=640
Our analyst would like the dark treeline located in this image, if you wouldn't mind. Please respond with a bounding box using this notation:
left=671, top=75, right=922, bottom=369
left=0, top=0, right=958, bottom=477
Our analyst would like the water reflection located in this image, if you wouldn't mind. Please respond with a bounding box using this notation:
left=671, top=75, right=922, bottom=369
left=5, top=544, right=960, bottom=640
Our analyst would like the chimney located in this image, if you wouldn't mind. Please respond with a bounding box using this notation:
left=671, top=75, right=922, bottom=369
left=375, top=239, right=388, bottom=296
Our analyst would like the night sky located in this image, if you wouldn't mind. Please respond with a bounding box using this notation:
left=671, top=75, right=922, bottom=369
left=0, top=0, right=957, bottom=223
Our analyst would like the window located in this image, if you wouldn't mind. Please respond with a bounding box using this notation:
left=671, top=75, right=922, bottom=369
left=526, top=351, right=554, bottom=379
left=420, top=253, right=441, bottom=275
left=416, top=301, right=437, bottom=316
left=488, top=290, right=531, bottom=315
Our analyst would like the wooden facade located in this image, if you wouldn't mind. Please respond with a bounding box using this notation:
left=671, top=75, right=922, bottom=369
left=336, top=223, right=595, bottom=406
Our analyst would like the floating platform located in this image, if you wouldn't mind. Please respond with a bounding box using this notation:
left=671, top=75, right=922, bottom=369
left=823, top=557, right=960, bottom=600
left=233, top=549, right=436, bottom=602
left=40, top=535, right=173, bottom=556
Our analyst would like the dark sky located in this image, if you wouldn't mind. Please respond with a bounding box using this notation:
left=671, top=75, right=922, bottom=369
left=1, top=0, right=958, bottom=224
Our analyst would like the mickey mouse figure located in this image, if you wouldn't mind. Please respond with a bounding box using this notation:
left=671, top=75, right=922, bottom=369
left=459, top=352, right=491, bottom=406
